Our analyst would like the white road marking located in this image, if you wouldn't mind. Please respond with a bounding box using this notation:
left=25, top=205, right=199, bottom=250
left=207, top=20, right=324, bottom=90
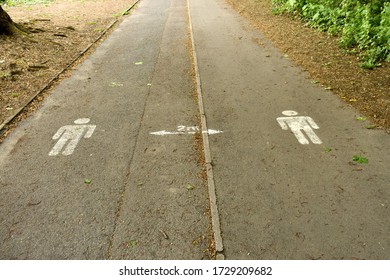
left=277, top=110, right=322, bottom=145
left=207, top=129, right=224, bottom=135
left=150, top=125, right=223, bottom=136
left=49, top=118, right=96, bottom=156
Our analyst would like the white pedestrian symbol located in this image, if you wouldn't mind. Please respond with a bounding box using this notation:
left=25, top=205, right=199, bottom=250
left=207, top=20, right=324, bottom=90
left=277, top=111, right=322, bottom=145
left=49, top=118, right=96, bottom=156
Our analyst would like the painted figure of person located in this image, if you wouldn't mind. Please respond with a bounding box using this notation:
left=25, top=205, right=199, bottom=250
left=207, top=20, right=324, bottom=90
left=49, top=118, right=96, bottom=156
left=277, top=111, right=322, bottom=145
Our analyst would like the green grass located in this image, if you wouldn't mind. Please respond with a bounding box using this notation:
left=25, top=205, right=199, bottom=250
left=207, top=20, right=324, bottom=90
left=2, top=0, right=53, bottom=6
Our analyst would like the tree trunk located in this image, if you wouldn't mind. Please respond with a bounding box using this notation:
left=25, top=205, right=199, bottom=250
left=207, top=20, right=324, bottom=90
left=0, top=5, right=26, bottom=35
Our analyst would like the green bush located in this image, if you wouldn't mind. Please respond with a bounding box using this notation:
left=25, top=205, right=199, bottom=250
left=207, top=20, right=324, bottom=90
left=272, top=0, right=390, bottom=68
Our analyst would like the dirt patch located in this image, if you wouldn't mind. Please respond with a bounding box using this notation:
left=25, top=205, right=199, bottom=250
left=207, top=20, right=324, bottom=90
left=0, top=0, right=138, bottom=139
left=226, top=0, right=390, bottom=132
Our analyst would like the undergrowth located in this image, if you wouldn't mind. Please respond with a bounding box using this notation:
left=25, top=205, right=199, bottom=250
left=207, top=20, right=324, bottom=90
left=272, top=0, right=390, bottom=69
left=1, top=0, right=53, bottom=6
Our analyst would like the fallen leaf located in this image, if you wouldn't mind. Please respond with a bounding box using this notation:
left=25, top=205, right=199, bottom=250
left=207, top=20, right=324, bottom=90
left=110, top=82, right=123, bottom=87
left=134, top=62, right=143, bottom=65
left=84, top=179, right=92, bottom=184
left=352, top=155, right=368, bottom=164
left=323, top=147, right=332, bottom=153
left=186, top=184, right=195, bottom=190
left=126, top=240, right=137, bottom=247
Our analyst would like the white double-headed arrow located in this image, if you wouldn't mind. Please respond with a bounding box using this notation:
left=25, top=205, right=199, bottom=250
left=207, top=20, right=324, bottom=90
left=150, top=125, right=223, bottom=136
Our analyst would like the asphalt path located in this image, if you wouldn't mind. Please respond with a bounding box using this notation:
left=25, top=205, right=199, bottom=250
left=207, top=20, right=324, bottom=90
left=0, top=0, right=209, bottom=259
left=0, top=0, right=389, bottom=260
left=189, top=0, right=390, bottom=259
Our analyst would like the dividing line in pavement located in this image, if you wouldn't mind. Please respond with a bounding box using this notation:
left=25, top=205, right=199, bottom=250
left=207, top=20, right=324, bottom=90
left=187, top=0, right=224, bottom=259
left=105, top=3, right=166, bottom=259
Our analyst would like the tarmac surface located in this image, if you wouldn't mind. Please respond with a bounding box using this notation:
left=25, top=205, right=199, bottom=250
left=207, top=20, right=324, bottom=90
left=0, top=0, right=389, bottom=260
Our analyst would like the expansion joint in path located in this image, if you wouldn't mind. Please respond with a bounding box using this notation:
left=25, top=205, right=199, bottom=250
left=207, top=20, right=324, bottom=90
left=106, top=12, right=167, bottom=260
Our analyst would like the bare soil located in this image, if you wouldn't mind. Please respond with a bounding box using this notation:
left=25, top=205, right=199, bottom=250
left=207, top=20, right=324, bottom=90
left=227, top=0, right=390, bottom=132
left=0, top=0, right=389, bottom=141
left=0, top=0, right=138, bottom=139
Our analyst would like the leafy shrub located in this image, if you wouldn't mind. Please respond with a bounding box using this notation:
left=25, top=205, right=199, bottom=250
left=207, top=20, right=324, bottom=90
left=272, top=0, right=390, bottom=68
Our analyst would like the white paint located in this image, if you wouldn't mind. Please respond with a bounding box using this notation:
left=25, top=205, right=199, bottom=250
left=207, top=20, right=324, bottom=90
left=150, top=125, right=223, bottom=136
left=277, top=111, right=322, bottom=145
left=207, top=129, right=224, bottom=135
left=49, top=118, right=96, bottom=156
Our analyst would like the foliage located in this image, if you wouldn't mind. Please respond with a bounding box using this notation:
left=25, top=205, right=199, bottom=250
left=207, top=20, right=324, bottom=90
left=1, top=0, right=53, bottom=5
left=353, top=155, right=369, bottom=163
left=272, top=0, right=390, bottom=68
